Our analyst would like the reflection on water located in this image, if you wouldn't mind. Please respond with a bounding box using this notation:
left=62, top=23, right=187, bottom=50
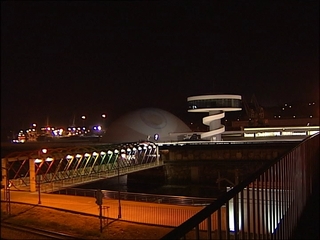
left=75, top=175, right=223, bottom=198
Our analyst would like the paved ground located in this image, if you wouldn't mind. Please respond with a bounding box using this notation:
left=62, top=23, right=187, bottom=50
left=2, top=188, right=318, bottom=239
left=1, top=189, right=203, bottom=228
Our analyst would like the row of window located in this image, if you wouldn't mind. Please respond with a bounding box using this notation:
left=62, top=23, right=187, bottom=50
left=188, top=99, right=242, bottom=109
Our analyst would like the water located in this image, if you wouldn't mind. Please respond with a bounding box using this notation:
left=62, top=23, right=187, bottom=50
left=74, top=167, right=223, bottom=198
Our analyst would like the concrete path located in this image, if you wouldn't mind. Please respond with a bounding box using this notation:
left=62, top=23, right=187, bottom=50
left=2, top=189, right=203, bottom=227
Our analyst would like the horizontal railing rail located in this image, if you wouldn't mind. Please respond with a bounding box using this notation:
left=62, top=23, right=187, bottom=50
left=161, top=133, right=319, bottom=239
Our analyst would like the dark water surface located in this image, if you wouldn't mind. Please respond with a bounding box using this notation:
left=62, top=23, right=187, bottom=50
left=75, top=167, right=222, bottom=198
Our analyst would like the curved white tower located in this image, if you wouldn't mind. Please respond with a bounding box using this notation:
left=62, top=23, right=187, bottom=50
left=187, top=94, right=242, bottom=141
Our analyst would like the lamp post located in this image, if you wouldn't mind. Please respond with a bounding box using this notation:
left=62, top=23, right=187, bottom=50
left=2, top=166, right=11, bottom=215
left=114, top=149, right=122, bottom=219
left=117, top=158, right=121, bottom=219
left=35, top=158, right=42, bottom=204
left=36, top=148, right=48, bottom=204
left=38, top=172, right=41, bottom=204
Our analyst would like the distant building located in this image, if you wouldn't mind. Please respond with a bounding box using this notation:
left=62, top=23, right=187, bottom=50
left=101, top=108, right=192, bottom=143
left=187, top=94, right=242, bottom=141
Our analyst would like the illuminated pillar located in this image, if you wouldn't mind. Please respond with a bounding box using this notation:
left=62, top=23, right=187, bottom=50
left=29, top=159, right=36, bottom=192
left=156, top=145, right=159, bottom=164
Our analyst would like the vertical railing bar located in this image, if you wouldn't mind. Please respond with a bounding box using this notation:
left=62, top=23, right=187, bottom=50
left=286, top=153, right=290, bottom=239
left=234, top=194, right=238, bottom=240
left=278, top=158, right=283, bottom=239
left=268, top=167, right=272, bottom=240
left=284, top=155, right=289, bottom=239
left=195, top=225, right=200, bottom=240
left=261, top=172, right=266, bottom=240
left=283, top=156, right=289, bottom=239
left=264, top=169, right=270, bottom=239
left=218, top=208, right=222, bottom=239
left=226, top=201, right=230, bottom=240
left=257, top=176, right=261, bottom=240
left=288, top=151, right=294, bottom=239
left=252, top=180, right=256, bottom=239
left=280, top=158, right=285, bottom=239
left=240, top=190, right=245, bottom=240
left=247, top=182, right=251, bottom=240
left=272, top=165, right=276, bottom=240
left=300, top=145, right=305, bottom=219
left=275, top=162, right=280, bottom=239
left=207, top=215, right=212, bottom=240
left=292, top=150, right=297, bottom=236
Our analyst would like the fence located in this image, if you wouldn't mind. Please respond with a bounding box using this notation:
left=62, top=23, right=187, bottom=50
left=161, top=133, right=319, bottom=239
left=54, top=187, right=216, bottom=206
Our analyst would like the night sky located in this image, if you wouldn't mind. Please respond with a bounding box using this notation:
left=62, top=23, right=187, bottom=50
left=1, top=1, right=319, bottom=133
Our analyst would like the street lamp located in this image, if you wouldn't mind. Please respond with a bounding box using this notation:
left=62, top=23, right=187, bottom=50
left=81, top=115, right=86, bottom=127
left=101, top=114, right=107, bottom=132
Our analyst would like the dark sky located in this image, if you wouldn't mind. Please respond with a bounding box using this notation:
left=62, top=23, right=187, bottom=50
left=1, top=1, right=319, bottom=131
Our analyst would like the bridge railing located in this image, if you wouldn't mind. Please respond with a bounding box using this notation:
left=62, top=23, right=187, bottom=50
left=160, top=133, right=319, bottom=240
left=9, top=161, right=164, bottom=193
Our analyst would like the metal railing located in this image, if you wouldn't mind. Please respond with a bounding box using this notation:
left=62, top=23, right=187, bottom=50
left=161, top=133, right=319, bottom=239
left=53, top=187, right=216, bottom=206
left=9, top=161, right=164, bottom=193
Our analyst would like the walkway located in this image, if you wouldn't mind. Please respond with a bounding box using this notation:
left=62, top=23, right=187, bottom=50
left=2, top=189, right=203, bottom=228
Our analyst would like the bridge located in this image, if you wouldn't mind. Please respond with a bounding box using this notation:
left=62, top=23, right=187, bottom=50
left=1, top=141, right=162, bottom=193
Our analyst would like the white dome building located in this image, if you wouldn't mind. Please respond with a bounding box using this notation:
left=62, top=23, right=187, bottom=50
left=101, top=108, right=192, bottom=143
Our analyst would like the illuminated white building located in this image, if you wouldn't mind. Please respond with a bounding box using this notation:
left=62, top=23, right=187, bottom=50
left=187, top=94, right=242, bottom=141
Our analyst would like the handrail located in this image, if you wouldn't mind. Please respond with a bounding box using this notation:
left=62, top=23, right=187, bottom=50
left=161, top=133, right=319, bottom=239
